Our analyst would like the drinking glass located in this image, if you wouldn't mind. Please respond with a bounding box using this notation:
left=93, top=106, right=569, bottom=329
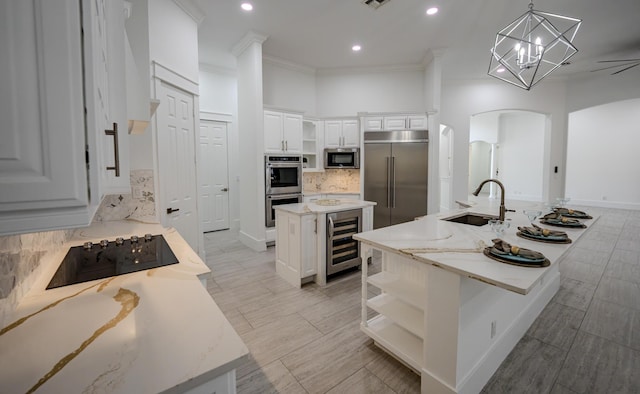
left=489, top=219, right=510, bottom=238
left=523, top=209, right=542, bottom=224
left=555, top=197, right=571, bottom=208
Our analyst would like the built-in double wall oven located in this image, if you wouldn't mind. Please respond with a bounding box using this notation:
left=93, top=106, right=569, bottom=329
left=265, top=155, right=303, bottom=227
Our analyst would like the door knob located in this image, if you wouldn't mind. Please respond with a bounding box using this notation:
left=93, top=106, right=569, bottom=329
left=166, top=208, right=180, bottom=214
left=221, top=187, right=229, bottom=192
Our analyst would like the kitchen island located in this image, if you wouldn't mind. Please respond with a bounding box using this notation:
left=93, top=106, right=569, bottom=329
left=0, top=221, right=248, bottom=394
left=274, top=199, right=375, bottom=288
left=354, top=199, right=596, bottom=394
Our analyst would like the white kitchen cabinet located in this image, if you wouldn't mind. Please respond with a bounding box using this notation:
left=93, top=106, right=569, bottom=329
left=362, top=117, right=383, bottom=131
left=302, top=119, right=323, bottom=171
left=362, top=114, right=428, bottom=131
left=275, top=211, right=317, bottom=288
left=385, top=115, right=427, bottom=130
left=0, top=0, right=129, bottom=236
left=264, top=110, right=303, bottom=154
left=325, top=119, right=360, bottom=148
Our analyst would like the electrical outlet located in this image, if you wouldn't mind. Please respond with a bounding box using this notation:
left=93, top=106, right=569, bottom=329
left=491, top=321, right=497, bottom=339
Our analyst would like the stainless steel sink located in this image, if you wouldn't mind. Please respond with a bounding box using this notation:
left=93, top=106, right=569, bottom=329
left=441, top=212, right=498, bottom=226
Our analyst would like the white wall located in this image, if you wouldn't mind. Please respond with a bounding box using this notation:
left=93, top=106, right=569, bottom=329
left=566, top=98, right=640, bottom=209
left=199, top=67, right=241, bottom=229
left=469, top=141, right=492, bottom=192
left=263, top=60, right=317, bottom=115
left=148, top=0, right=200, bottom=83
left=470, top=112, right=499, bottom=143
left=316, top=67, right=425, bottom=117
left=497, top=112, right=545, bottom=201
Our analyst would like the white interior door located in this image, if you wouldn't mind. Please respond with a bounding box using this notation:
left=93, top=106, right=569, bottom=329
left=156, top=81, right=199, bottom=251
left=199, top=120, right=230, bottom=232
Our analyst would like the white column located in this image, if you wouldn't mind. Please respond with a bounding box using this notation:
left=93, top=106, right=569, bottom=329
left=233, top=31, right=268, bottom=251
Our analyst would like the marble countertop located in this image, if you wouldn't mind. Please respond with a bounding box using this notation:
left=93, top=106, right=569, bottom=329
left=275, top=199, right=376, bottom=215
left=354, top=199, right=597, bottom=295
left=0, top=221, right=248, bottom=393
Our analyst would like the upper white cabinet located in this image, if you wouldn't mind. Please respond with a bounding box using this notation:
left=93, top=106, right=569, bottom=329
left=264, top=110, right=303, bottom=154
left=0, top=0, right=129, bottom=236
left=85, top=0, right=130, bottom=195
left=302, top=119, right=323, bottom=171
left=325, top=119, right=359, bottom=148
left=362, top=114, right=428, bottom=131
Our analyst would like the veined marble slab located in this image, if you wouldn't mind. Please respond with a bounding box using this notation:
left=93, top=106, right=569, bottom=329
left=355, top=200, right=598, bottom=295
left=0, top=221, right=248, bottom=393
left=275, top=199, right=376, bottom=215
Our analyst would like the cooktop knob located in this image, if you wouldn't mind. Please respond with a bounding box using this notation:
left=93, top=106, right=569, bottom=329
left=83, top=242, right=93, bottom=250
left=115, top=237, right=124, bottom=246
left=144, top=233, right=153, bottom=241
left=131, top=235, right=139, bottom=243
left=100, top=239, right=109, bottom=248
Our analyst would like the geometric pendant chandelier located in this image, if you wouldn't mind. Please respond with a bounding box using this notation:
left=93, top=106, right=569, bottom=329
left=488, top=1, right=582, bottom=90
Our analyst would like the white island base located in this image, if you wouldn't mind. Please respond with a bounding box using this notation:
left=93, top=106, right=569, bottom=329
left=355, top=202, right=596, bottom=394
left=361, top=245, right=559, bottom=394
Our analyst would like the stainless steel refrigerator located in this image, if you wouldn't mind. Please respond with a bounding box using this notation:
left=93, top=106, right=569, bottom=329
left=364, top=130, right=428, bottom=229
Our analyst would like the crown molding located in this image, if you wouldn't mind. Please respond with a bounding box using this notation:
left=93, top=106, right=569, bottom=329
left=263, top=55, right=316, bottom=75
left=173, top=0, right=205, bottom=25
left=231, top=31, right=268, bottom=57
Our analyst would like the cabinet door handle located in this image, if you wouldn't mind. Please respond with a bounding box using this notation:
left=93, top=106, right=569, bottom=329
left=104, top=122, right=120, bottom=177
left=166, top=208, right=180, bottom=214
left=221, top=187, right=229, bottom=192
left=285, top=140, right=288, bottom=151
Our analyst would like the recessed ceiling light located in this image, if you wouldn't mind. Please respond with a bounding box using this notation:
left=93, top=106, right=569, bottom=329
left=352, top=45, right=362, bottom=52
left=426, top=7, right=438, bottom=15
left=241, top=3, right=253, bottom=11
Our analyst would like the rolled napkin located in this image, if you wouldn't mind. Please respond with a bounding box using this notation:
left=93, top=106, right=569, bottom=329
left=553, top=207, right=592, bottom=218
left=517, top=223, right=567, bottom=238
left=490, top=239, right=545, bottom=260
left=542, top=211, right=582, bottom=225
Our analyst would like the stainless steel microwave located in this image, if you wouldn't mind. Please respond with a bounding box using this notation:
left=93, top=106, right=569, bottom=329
left=324, top=148, right=360, bottom=169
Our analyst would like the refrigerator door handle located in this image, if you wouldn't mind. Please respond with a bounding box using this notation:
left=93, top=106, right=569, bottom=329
left=391, top=156, right=396, bottom=208
left=387, top=156, right=391, bottom=208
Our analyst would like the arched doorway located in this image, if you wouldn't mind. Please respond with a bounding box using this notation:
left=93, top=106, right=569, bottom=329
left=469, top=110, right=547, bottom=201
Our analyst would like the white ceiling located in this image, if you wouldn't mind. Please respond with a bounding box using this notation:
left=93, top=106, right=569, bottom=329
left=195, top=0, right=640, bottom=80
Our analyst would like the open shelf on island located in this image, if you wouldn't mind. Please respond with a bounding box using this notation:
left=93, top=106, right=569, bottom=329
left=367, top=293, right=424, bottom=338
left=367, top=272, right=426, bottom=310
left=361, top=315, right=423, bottom=372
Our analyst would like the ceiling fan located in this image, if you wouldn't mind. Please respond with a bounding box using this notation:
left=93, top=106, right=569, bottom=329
left=591, top=57, right=640, bottom=75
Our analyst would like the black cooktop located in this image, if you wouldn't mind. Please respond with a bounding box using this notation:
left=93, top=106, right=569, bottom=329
left=46, top=234, right=179, bottom=290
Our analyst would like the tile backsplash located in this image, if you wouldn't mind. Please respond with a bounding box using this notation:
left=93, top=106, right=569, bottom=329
left=303, top=169, right=360, bottom=193
left=94, top=169, right=156, bottom=222
left=0, top=229, right=70, bottom=327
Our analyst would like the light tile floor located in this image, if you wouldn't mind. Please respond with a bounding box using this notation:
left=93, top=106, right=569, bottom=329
left=202, top=206, right=640, bottom=394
